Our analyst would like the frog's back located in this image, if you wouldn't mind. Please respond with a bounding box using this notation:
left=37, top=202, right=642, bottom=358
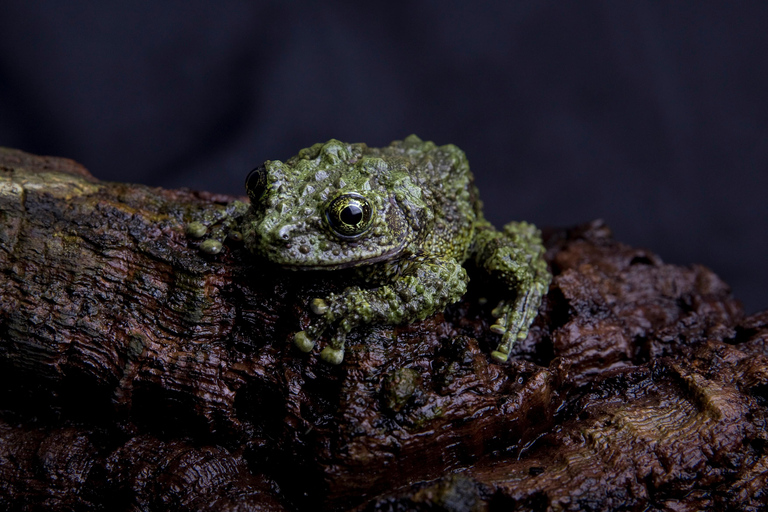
left=373, top=135, right=481, bottom=262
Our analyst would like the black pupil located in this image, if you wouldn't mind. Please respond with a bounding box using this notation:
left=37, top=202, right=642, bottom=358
left=326, top=193, right=372, bottom=237
left=340, top=204, right=363, bottom=225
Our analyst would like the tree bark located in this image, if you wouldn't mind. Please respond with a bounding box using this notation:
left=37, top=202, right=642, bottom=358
left=0, top=148, right=766, bottom=511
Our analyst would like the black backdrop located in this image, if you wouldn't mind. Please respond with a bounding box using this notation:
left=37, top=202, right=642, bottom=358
left=1, top=2, right=766, bottom=312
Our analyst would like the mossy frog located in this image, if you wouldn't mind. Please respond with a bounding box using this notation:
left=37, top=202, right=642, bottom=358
left=188, top=135, right=551, bottom=364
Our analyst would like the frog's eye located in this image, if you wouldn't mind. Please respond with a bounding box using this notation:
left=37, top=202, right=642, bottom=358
left=326, top=193, right=373, bottom=238
left=245, top=164, right=268, bottom=204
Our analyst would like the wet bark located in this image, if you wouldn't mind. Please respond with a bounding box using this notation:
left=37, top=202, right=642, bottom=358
left=0, top=148, right=766, bottom=511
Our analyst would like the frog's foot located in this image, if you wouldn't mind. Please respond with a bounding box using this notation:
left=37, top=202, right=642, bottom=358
left=491, top=313, right=528, bottom=363
left=186, top=200, right=249, bottom=254
left=319, top=330, right=346, bottom=365
left=291, top=298, right=349, bottom=365
left=293, top=298, right=328, bottom=351
left=293, top=314, right=327, bottom=352
left=293, top=326, right=347, bottom=365
left=489, top=280, right=548, bottom=363
left=473, top=221, right=552, bottom=363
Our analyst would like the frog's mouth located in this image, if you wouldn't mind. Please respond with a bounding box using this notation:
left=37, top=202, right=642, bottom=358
left=279, top=240, right=409, bottom=271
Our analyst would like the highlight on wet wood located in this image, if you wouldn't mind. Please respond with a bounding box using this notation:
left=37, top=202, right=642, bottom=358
left=0, top=147, right=766, bottom=511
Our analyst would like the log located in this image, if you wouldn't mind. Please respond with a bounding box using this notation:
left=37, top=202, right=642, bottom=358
left=0, top=147, right=766, bottom=511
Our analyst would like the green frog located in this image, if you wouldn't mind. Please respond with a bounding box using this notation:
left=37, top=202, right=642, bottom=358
left=187, top=135, right=551, bottom=364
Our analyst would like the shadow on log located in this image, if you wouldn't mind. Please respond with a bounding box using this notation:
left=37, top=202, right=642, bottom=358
left=0, top=147, right=766, bottom=511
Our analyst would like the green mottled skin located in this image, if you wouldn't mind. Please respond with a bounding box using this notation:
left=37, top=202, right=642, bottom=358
left=191, top=135, right=551, bottom=364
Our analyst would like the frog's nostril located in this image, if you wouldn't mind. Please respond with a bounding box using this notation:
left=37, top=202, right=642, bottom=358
left=278, top=225, right=292, bottom=240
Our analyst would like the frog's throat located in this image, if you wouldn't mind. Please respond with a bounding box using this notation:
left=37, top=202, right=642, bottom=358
left=279, top=239, right=409, bottom=271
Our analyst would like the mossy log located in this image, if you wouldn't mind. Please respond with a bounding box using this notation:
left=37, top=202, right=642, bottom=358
left=0, top=147, right=766, bottom=511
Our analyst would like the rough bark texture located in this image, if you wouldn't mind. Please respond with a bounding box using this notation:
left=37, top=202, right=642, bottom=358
left=0, top=147, right=766, bottom=511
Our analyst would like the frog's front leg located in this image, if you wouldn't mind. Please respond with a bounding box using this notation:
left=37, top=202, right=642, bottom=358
left=295, top=256, right=469, bottom=364
left=473, top=221, right=551, bottom=363
left=186, top=200, right=250, bottom=254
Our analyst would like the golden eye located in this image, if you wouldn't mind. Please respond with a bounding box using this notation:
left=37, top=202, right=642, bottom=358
left=245, top=164, right=267, bottom=204
left=326, top=193, right=373, bottom=238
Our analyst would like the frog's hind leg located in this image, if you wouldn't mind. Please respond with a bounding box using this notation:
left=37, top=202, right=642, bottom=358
left=489, top=280, right=548, bottom=362
left=473, top=221, right=551, bottom=363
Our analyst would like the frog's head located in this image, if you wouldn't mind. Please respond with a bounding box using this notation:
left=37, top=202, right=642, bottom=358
left=242, top=137, right=435, bottom=270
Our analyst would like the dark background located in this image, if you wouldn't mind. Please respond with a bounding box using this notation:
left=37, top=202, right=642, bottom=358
left=1, top=2, right=766, bottom=313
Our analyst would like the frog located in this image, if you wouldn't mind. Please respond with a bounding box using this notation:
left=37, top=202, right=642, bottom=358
left=187, top=135, right=551, bottom=365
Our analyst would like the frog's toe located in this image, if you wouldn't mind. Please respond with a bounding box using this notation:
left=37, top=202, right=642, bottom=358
left=310, top=298, right=329, bottom=315
left=492, top=330, right=514, bottom=362
left=320, top=346, right=344, bottom=365
left=490, top=313, right=509, bottom=334
left=199, top=239, right=224, bottom=255
left=491, top=349, right=510, bottom=363
left=294, top=331, right=316, bottom=352
left=186, top=221, right=208, bottom=238
left=489, top=301, right=511, bottom=333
